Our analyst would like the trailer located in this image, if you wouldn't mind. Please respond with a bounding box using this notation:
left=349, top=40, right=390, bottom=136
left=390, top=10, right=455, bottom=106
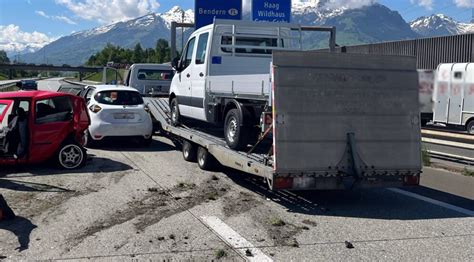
left=433, top=63, right=474, bottom=134
left=146, top=51, right=422, bottom=191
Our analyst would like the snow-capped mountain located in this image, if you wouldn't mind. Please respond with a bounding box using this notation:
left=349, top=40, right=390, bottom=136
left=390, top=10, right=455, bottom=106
left=160, top=6, right=194, bottom=27
left=19, top=5, right=471, bottom=66
left=410, top=14, right=474, bottom=37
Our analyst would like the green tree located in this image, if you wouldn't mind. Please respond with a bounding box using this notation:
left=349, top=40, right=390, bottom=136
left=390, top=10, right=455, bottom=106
left=0, top=50, right=10, bottom=64
left=155, top=39, right=170, bottom=63
left=132, top=43, right=144, bottom=63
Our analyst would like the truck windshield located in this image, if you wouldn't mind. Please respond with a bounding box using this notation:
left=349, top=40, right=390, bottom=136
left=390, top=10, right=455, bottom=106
left=137, top=69, right=174, bottom=81
left=221, top=36, right=283, bottom=54
left=95, top=91, right=144, bottom=106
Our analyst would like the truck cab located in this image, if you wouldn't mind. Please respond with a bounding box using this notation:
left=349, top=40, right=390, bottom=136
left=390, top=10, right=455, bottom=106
left=169, top=19, right=303, bottom=149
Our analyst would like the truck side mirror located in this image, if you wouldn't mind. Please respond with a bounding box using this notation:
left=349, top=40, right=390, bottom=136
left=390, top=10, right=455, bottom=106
left=172, top=58, right=181, bottom=72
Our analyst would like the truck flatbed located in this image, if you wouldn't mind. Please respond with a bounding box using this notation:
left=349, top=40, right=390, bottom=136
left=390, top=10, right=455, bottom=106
left=145, top=97, right=274, bottom=182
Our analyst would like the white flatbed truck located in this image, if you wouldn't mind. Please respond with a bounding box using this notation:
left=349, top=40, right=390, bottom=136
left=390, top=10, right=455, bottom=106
left=145, top=25, right=423, bottom=190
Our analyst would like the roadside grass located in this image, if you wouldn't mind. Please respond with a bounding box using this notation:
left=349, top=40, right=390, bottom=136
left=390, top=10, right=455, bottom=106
left=215, top=249, right=227, bottom=259
left=462, top=168, right=474, bottom=177
left=422, top=147, right=431, bottom=167
left=84, top=69, right=125, bottom=83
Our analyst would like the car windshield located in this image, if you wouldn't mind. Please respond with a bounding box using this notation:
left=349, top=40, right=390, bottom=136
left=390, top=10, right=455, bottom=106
left=95, top=91, right=144, bottom=106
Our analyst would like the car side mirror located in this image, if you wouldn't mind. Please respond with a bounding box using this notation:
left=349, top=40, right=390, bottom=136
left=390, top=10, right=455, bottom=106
left=16, top=82, right=22, bottom=88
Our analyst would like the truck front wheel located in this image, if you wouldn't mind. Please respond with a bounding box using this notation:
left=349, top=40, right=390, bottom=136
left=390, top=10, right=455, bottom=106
left=170, top=98, right=180, bottom=126
left=224, top=109, right=249, bottom=150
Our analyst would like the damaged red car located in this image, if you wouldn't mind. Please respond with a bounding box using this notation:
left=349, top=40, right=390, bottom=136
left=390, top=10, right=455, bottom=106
left=0, top=91, right=90, bottom=169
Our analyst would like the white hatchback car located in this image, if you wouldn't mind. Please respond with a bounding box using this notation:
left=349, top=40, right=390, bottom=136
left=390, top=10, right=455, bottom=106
left=81, top=85, right=153, bottom=146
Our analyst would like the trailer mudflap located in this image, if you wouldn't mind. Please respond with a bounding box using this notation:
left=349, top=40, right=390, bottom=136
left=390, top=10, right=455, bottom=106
left=270, top=52, right=422, bottom=190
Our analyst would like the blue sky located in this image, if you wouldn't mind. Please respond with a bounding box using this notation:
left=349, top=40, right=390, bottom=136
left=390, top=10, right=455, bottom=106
left=0, top=0, right=472, bottom=53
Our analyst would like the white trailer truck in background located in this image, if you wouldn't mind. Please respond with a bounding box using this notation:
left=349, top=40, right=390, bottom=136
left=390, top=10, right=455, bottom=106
left=433, top=63, right=474, bottom=134
left=145, top=20, right=422, bottom=191
left=418, top=70, right=434, bottom=126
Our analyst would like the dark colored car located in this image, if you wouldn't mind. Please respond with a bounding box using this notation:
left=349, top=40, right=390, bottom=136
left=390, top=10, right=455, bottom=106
left=17, top=80, right=38, bottom=90
left=0, top=91, right=90, bottom=169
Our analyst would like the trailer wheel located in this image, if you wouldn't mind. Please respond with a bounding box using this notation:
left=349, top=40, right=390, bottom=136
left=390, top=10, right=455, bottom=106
left=197, top=146, right=216, bottom=170
left=182, top=140, right=197, bottom=162
left=170, top=98, right=180, bottom=126
left=224, top=109, right=249, bottom=150
left=467, top=120, right=474, bottom=135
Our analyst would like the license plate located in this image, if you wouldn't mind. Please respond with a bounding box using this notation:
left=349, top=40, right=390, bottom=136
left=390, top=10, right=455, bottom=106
left=114, top=113, right=134, bottom=119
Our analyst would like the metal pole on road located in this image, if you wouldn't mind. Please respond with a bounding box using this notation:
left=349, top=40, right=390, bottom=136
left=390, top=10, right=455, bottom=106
left=170, top=22, right=194, bottom=62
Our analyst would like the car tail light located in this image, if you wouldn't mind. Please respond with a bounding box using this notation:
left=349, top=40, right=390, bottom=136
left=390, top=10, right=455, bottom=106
left=403, top=175, right=420, bottom=186
left=273, top=177, right=293, bottom=190
left=89, top=104, right=102, bottom=113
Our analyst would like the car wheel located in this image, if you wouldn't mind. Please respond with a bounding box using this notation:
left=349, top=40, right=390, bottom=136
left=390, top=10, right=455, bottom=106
left=170, top=98, right=180, bottom=126
left=224, top=109, right=249, bottom=150
left=182, top=140, right=197, bottom=162
left=57, top=142, right=86, bottom=169
left=197, top=146, right=216, bottom=171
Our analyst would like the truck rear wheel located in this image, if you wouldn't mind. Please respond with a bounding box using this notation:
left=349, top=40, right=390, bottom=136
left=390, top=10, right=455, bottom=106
left=197, top=146, right=216, bottom=170
left=467, top=120, right=474, bottom=135
left=170, top=98, right=180, bottom=126
left=182, top=140, right=197, bottom=162
left=224, top=109, right=249, bottom=150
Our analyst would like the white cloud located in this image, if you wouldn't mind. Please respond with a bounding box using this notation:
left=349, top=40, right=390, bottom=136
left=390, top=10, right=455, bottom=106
left=35, top=10, right=77, bottom=25
left=35, top=10, right=48, bottom=18
left=55, top=0, right=160, bottom=24
left=453, top=0, right=474, bottom=8
left=324, top=0, right=377, bottom=9
left=410, top=0, right=433, bottom=10
left=0, top=24, right=57, bottom=53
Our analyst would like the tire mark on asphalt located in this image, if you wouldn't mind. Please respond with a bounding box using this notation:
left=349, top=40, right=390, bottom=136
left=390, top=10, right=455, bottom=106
left=117, top=151, right=246, bottom=260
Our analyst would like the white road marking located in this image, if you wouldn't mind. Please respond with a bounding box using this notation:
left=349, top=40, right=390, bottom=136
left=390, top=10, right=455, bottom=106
left=388, top=188, right=474, bottom=217
left=201, top=216, right=273, bottom=262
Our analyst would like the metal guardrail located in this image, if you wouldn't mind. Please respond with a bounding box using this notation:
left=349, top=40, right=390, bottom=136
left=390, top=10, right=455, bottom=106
left=421, top=128, right=474, bottom=166
left=0, top=80, right=21, bottom=92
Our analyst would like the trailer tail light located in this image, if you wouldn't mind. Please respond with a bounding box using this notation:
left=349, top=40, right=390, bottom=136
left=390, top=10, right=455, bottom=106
left=403, top=175, right=420, bottom=186
left=273, top=177, right=293, bottom=190
left=89, top=104, right=102, bottom=113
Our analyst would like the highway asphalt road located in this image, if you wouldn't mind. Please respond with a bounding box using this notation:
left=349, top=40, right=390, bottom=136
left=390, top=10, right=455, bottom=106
left=1, top=79, right=472, bottom=260
left=0, top=135, right=472, bottom=261
left=37, top=77, right=64, bottom=92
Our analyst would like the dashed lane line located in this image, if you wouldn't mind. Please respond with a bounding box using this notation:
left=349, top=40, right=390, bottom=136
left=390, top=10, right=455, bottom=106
left=201, top=216, right=273, bottom=262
